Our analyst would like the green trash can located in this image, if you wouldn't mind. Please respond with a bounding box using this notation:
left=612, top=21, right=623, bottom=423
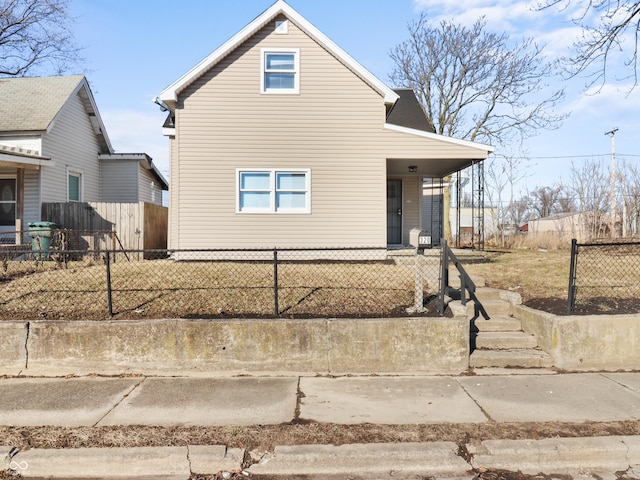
left=28, top=221, right=58, bottom=259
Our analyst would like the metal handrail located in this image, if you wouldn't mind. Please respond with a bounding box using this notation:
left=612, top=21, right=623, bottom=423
left=439, top=240, right=490, bottom=319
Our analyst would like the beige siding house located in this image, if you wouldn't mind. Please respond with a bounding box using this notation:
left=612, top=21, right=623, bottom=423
left=525, top=212, right=609, bottom=243
left=0, top=76, right=168, bottom=243
left=157, top=0, right=493, bottom=250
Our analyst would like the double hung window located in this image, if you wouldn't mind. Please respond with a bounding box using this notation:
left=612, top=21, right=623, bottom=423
left=261, top=48, right=299, bottom=94
left=238, top=169, right=310, bottom=213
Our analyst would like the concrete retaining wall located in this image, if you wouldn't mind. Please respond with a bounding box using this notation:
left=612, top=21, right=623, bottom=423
left=1, top=317, right=470, bottom=376
left=515, top=305, right=640, bottom=371
left=0, top=323, right=28, bottom=372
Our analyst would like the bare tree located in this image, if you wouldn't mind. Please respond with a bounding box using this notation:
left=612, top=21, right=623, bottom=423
left=536, top=1, right=640, bottom=88
left=390, top=15, right=566, bottom=146
left=510, top=198, right=530, bottom=232
left=484, top=154, right=530, bottom=246
left=527, top=184, right=573, bottom=218
left=389, top=15, right=566, bottom=240
left=485, top=158, right=510, bottom=246
left=569, top=159, right=611, bottom=240
left=0, top=0, right=82, bottom=76
left=617, top=160, right=640, bottom=236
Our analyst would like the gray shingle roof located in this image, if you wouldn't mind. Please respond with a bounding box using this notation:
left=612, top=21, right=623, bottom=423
left=0, top=75, right=85, bottom=132
left=387, top=89, right=435, bottom=133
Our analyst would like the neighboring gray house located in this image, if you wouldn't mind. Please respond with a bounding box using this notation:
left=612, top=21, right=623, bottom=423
left=0, top=75, right=168, bottom=242
left=157, top=0, right=493, bottom=250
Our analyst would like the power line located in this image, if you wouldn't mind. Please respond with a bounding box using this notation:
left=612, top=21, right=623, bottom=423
left=493, top=153, right=640, bottom=160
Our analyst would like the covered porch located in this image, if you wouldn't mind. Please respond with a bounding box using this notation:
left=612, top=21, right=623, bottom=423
left=382, top=121, right=493, bottom=249
left=385, top=156, right=486, bottom=249
left=0, top=145, right=52, bottom=244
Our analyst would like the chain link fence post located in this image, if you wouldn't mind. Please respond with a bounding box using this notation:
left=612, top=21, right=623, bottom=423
left=567, top=238, right=578, bottom=314
left=414, top=252, right=424, bottom=311
left=105, top=249, right=114, bottom=317
left=273, top=248, right=279, bottom=317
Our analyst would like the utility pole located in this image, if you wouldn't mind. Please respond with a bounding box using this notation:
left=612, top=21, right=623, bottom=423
left=605, top=128, right=618, bottom=238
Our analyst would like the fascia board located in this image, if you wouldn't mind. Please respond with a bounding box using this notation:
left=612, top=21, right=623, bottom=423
left=159, top=2, right=284, bottom=103
left=77, top=78, right=115, bottom=154
left=0, top=152, right=52, bottom=168
left=384, top=123, right=495, bottom=154
left=52, top=78, right=114, bottom=154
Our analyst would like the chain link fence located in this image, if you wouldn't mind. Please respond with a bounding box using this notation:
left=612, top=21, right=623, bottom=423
left=568, top=239, right=640, bottom=314
left=0, top=246, right=444, bottom=320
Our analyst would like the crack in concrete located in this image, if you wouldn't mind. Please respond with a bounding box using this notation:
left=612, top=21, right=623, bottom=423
left=186, top=445, right=193, bottom=474
left=621, top=438, right=634, bottom=477
left=24, top=321, right=29, bottom=369
left=325, top=319, right=332, bottom=374
left=455, top=378, right=494, bottom=422
left=293, top=376, right=303, bottom=422
left=92, top=377, right=147, bottom=427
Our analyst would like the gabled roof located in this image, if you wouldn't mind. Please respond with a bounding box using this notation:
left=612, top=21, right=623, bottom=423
left=0, top=75, right=113, bottom=153
left=159, top=0, right=399, bottom=106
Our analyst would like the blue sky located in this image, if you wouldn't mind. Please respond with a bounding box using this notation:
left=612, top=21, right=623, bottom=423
left=68, top=0, right=640, bottom=193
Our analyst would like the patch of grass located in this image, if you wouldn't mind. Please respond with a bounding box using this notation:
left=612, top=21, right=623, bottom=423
left=464, top=249, right=571, bottom=304
left=0, top=258, right=439, bottom=320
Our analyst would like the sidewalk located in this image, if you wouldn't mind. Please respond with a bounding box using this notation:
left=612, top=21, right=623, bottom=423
left=4, top=371, right=640, bottom=478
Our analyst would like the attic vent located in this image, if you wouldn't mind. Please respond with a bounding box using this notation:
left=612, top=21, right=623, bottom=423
left=275, top=20, right=288, bottom=34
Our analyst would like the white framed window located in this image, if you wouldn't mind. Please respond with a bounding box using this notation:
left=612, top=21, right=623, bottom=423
left=261, top=48, right=300, bottom=94
left=237, top=168, right=310, bottom=214
left=67, top=169, right=82, bottom=202
left=0, top=177, right=16, bottom=227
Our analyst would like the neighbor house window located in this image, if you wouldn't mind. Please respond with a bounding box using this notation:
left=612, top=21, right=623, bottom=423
left=261, top=48, right=299, bottom=94
left=67, top=171, right=82, bottom=202
left=0, top=178, right=16, bottom=227
left=237, top=169, right=310, bottom=213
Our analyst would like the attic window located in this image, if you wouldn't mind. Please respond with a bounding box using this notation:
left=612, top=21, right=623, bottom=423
left=261, top=48, right=300, bottom=94
left=275, top=20, right=288, bottom=34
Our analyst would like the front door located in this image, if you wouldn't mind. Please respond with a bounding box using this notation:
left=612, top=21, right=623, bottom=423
left=387, top=179, right=402, bottom=244
left=0, top=178, right=16, bottom=238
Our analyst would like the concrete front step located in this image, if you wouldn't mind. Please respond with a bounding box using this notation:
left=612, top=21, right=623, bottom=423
left=476, top=331, right=538, bottom=350
left=475, top=315, right=522, bottom=332
left=467, top=298, right=512, bottom=317
left=470, top=349, right=553, bottom=368
left=473, top=287, right=519, bottom=302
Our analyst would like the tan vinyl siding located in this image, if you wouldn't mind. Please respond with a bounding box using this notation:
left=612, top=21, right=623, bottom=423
left=40, top=92, right=101, bottom=203
left=174, top=18, right=387, bottom=249
left=168, top=136, right=178, bottom=249
left=100, top=161, right=138, bottom=203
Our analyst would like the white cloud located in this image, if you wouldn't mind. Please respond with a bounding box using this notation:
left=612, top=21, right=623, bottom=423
left=567, top=83, right=640, bottom=118
left=412, top=0, right=540, bottom=32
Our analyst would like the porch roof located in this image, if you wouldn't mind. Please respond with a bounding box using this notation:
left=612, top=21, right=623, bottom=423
left=384, top=124, right=494, bottom=178
left=0, top=144, right=52, bottom=169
